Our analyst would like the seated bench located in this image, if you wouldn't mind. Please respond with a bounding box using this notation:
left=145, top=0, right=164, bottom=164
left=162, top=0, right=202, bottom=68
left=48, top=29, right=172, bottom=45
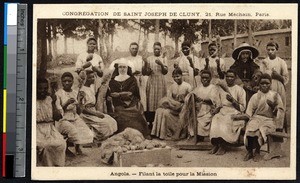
left=267, top=131, right=290, bottom=153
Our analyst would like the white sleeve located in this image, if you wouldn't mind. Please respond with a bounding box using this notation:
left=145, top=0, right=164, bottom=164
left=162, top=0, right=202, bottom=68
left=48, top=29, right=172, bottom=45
left=193, top=56, right=200, bottom=70
left=76, top=53, right=85, bottom=69
left=92, top=54, right=104, bottom=69
left=99, top=57, right=105, bottom=70
left=245, top=94, right=257, bottom=117
left=280, top=58, right=289, bottom=85
left=237, top=86, right=247, bottom=112
left=55, top=91, right=64, bottom=116
left=199, top=58, right=206, bottom=71
left=220, top=58, right=226, bottom=72
left=109, top=59, right=118, bottom=71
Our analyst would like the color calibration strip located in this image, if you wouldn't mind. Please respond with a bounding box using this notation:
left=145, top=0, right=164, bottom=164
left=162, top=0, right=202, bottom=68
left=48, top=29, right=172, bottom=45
left=2, top=3, right=27, bottom=178
left=3, top=3, right=9, bottom=177
left=3, top=3, right=18, bottom=177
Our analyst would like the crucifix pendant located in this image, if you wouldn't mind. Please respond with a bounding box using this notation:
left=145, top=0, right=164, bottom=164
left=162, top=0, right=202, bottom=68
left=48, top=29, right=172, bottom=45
left=243, top=70, right=247, bottom=79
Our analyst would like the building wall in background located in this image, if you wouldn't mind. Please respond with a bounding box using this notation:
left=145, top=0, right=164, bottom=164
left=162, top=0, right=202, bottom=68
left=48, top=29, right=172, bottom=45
left=201, top=28, right=291, bottom=59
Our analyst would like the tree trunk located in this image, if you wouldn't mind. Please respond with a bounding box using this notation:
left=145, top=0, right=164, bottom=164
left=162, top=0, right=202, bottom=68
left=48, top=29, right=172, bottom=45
left=248, top=20, right=253, bottom=45
left=39, top=20, right=47, bottom=78
left=138, top=20, right=141, bottom=44
left=98, top=19, right=106, bottom=61
left=233, top=19, right=237, bottom=48
left=146, top=29, right=149, bottom=39
left=52, top=21, right=58, bottom=59
left=47, top=22, right=52, bottom=61
left=72, top=38, right=75, bottom=54
left=110, top=33, right=114, bottom=51
left=208, top=19, right=212, bottom=41
left=104, top=34, right=111, bottom=63
left=64, top=36, right=67, bottom=54
left=92, top=23, right=99, bottom=53
left=154, top=19, right=160, bottom=42
left=141, top=29, right=149, bottom=54
left=174, top=36, right=179, bottom=57
left=164, top=32, right=167, bottom=46
left=141, top=30, right=149, bottom=58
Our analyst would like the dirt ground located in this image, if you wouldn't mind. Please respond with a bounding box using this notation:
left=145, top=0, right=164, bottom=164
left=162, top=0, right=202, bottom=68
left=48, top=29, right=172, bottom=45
left=65, top=137, right=290, bottom=167
left=48, top=57, right=292, bottom=168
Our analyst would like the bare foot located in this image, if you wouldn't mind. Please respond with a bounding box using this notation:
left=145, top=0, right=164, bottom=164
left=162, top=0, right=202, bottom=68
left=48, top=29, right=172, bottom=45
left=75, top=144, right=83, bottom=155
left=145, top=135, right=152, bottom=140
left=209, top=145, right=219, bottom=154
left=243, top=152, right=253, bottom=161
left=253, top=152, right=262, bottom=162
left=215, top=145, right=226, bottom=155
left=66, top=148, right=75, bottom=157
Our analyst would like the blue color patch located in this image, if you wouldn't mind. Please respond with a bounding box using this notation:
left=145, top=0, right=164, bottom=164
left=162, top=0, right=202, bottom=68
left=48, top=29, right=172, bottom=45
left=4, top=3, right=8, bottom=45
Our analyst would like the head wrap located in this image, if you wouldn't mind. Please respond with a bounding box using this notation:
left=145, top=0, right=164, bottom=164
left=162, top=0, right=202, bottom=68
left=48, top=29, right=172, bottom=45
left=109, top=58, right=135, bottom=73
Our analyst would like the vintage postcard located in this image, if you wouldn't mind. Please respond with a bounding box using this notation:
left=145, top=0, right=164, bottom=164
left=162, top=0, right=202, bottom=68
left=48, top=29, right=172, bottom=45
left=32, top=3, right=297, bottom=180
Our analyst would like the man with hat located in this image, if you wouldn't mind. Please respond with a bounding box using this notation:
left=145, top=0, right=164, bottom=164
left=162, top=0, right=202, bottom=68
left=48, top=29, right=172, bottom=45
left=230, top=42, right=260, bottom=103
left=174, top=41, right=200, bottom=88
left=199, top=42, right=226, bottom=84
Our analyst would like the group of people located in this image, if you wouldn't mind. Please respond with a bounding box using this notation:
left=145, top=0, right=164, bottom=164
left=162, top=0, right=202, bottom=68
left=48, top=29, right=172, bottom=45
left=36, top=37, right=289, bottom=166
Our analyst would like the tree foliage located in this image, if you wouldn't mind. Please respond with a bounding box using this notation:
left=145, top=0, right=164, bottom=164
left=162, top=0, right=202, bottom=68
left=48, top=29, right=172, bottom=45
left=37, top=18, right=291, bottom=74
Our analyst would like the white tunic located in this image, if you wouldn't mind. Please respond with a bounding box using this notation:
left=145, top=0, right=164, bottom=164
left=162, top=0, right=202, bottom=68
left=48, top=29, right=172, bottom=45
left=260, top=56, right=289, bottom=109
left=175, top=53, right=201, bottom=88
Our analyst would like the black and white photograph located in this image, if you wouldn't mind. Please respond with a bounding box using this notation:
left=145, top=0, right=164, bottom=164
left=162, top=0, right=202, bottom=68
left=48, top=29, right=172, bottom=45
left=32, top=4, right=297, bottom=180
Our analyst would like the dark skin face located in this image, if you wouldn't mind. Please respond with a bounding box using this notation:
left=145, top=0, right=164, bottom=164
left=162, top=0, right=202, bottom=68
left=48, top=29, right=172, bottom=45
left=87, top=40, right=97, bottom=53
left=266, top=46, right=277, bottom=60
left=172, top=74, right=183, bottom=85
left=37, top=82, right=48, bottom=100
left=208, top=45, right=218, bottom=58
left=225, top=72, right=235, bottom=87
left=259, top=78, right=271, bottom=93
left=153, top=45, right=161, bottom=57
left=129, top=45, right=138, bottom=57
left=201, top=73, right=212, bottom=87
left=61, top=76, right=73, bottom=92
left=252, top=72, right=262, bottom=86
left=182, top=46, right=190, bottom=56
left=85, top=73, right=95, bottom=86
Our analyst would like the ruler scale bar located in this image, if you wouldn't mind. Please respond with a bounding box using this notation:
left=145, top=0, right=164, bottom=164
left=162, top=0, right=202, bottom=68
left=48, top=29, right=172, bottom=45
left=14, top=4, right=28, bottom=178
